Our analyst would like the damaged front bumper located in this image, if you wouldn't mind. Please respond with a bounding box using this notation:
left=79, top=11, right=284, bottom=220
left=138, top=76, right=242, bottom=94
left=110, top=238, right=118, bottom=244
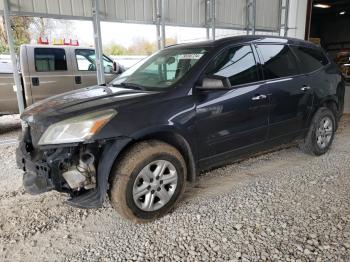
left=16, top=127, right=131, bottom=208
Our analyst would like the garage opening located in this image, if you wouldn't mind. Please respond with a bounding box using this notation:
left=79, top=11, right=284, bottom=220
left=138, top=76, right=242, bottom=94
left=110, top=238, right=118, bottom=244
left=307, top=0, right=350, bottom=80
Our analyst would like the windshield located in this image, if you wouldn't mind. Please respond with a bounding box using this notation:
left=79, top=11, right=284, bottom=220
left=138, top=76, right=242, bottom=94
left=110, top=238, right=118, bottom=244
left=110, top=47, right=209, bottom=91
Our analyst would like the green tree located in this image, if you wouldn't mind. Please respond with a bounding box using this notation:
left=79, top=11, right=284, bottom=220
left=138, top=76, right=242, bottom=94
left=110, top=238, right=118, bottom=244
left=127, top=38, right=156, bottom=55
left=29, top=17, right=75, bottom=43
left=126, top=37, right=177, bottom=55
left=103, top=42, right=127, bottom=55
left=0, top=16, right=33, bottom=53
left=165, top=37, right=177, bottom=46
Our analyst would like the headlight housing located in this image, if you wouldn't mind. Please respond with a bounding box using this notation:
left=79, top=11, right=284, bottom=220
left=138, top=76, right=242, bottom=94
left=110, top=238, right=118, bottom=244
left=38, top=109, right=117, bottom=145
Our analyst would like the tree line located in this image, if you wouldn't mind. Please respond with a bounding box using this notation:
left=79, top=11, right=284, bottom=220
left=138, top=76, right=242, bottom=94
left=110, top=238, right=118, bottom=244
left=0, top=16, right=177, bottom=55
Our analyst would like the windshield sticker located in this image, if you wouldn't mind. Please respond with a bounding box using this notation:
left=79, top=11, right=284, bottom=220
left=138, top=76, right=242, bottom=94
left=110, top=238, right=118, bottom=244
left=178, top=54, right=204, bottom=59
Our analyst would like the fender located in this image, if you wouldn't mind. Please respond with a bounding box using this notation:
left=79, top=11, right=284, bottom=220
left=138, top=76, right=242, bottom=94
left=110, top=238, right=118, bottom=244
left=318, top=95, right=339, bottom=110
left=131, top=125, right=195, bottom=148
left=305, top=95, right=340, bottom=131
left=130, top=125, right=198, bottom=183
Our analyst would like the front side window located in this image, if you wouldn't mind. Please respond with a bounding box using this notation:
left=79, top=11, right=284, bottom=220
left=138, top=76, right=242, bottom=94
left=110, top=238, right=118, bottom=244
left=205, top=45, right=259, bottom=86
left=75, top=49, right=114, bottom=73
left=257, top=44, right=299, bottom=80
left=111, top=47, right=209, bottom=91
left=290, top=46, right=329, bottom=73
left=34, top=48, right=67, bottom=72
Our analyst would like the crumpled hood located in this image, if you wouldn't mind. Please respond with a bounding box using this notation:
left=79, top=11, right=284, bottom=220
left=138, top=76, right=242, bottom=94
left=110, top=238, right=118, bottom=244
left=21, top=85, right=157, bottom=125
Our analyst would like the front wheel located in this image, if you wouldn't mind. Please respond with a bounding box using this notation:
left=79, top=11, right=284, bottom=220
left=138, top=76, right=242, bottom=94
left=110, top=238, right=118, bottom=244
left=299, top=107, right=336, bottom=156
left=109, top=140, right=187, bottom=222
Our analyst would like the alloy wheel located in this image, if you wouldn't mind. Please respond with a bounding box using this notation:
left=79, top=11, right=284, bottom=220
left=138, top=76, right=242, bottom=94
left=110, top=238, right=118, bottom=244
left=316, top=116, right=333, bottom=149
left=132, top=160, right=178, bottom=211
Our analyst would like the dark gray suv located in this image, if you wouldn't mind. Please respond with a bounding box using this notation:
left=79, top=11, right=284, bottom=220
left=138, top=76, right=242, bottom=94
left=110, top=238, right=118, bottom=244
left=17, top=36, right=345, bottom=222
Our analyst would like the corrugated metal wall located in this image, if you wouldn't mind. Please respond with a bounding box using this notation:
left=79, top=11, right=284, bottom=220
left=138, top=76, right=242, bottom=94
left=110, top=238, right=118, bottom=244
left=255, top=0, right=280, bottom=31
left=0, top=0, right=282, bottom=32
left=0, top=0, right=93, bottom=18
left=215, top=0, right=247, bottom=29
left=100, top=0, right=155, bottom=23
left=164, top=0, right=206, bottom=27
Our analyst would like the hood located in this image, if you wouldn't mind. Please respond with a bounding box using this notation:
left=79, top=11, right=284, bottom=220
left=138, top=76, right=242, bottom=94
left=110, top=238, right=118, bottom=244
left=21, top=85, right=157, bottom=125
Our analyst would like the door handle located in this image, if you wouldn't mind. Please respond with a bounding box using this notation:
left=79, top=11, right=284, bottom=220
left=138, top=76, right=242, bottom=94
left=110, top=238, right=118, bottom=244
left=251, top=94, right=267, bottom=101
left=32, top=77, right=39, bottom=86
left=75, top=76, right=82, bottom=84
left=301, top=85, right=311, bottom=91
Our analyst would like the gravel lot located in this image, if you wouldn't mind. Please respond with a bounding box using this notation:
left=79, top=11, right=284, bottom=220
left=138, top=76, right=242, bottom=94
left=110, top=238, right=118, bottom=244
left=0, top=114, right=349, bottom=262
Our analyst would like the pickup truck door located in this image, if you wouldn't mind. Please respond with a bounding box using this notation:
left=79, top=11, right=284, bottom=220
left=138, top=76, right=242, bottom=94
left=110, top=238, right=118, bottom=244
left=27, top=46, right=75, bottom=104
left=73, top=49, right=117, bottom=88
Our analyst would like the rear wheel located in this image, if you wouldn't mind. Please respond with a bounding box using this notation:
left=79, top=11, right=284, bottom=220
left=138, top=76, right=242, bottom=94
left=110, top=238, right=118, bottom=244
left=299, top=107, right=336, bottom=155
left=109, top=140, right=187, bottom=222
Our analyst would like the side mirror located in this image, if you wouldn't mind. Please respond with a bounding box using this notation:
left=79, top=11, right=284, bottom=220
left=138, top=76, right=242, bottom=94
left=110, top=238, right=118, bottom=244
left=196, top=75, right=231, bottom=90
left=112, top=61, right=119, bottom=73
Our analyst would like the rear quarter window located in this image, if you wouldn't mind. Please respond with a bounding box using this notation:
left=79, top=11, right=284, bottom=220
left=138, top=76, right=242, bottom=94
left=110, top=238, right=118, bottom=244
left=290, top=46, right=329, bottom=74
left=34, top=48, right=67, bottom=72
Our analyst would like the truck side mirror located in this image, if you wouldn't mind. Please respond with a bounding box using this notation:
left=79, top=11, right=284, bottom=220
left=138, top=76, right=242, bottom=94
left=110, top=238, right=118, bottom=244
left=196, top=75, right=231, bottom=90
left=113, top=61, right=120, bottom=74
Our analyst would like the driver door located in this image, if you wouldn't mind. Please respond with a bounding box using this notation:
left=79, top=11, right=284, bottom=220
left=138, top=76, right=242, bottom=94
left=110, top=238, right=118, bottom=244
left=73, top=49, right=116, bottom=88
left=195, top=45, right=270, bottom=167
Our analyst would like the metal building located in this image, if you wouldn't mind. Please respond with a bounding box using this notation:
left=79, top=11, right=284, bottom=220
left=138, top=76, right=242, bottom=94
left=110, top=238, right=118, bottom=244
left=0, top=0, right=305, bottom=115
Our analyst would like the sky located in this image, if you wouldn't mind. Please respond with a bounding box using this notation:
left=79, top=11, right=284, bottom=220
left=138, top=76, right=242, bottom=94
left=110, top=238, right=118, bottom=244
left=30, top=19, right=271, bottom=48
left=73, top=21, right=208, bottom=47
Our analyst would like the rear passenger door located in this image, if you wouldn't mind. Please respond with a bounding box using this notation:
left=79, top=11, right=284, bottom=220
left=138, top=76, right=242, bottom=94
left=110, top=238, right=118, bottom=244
left=289, top=45, right=331, bottom=113
left=29, top=47, right=75, bottom=104
left=256, top=44, right=313, bottom=140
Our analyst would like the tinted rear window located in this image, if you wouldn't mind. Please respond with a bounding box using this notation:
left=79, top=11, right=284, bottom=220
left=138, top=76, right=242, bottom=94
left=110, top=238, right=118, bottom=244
left=257, top=44, right=299, bottom=80
left=290, top=46, right=329, bottom=73
left=34, top=48, right=67, bottom=72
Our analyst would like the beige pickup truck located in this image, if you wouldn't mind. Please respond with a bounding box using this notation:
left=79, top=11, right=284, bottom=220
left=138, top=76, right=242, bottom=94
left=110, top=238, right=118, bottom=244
left=0, top=44, right=122, bottom=115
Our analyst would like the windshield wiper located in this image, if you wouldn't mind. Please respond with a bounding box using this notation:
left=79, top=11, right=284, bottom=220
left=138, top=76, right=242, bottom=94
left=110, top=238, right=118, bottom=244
left=111, top=82, right=145, bottom=91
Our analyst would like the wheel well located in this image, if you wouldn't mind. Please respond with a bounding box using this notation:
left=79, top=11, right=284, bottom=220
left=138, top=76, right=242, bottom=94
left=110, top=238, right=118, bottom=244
left=116, top=132, right=197, bottom=183
left=322, top=100, right=338, bottom=117
left=320, top=100, right=339, bottom=129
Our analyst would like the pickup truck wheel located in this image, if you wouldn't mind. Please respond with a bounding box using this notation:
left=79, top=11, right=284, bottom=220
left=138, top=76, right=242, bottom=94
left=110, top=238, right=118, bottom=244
left=109, top=140, right=187, bottom=222
left=299, top=107, right=336, bottom=156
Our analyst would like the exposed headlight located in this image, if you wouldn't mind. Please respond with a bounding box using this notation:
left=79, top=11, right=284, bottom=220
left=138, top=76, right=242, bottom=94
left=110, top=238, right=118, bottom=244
left=38, top=109, right=117, bottom=145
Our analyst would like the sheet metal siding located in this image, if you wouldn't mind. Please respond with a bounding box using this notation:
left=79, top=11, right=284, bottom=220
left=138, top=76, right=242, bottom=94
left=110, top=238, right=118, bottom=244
left=255, top=0, right=280, bottom=31
left=100, top=0, right=155, bottom=23
left=215, top=0, right=246, bottom=29
left=0, top=0, right=281, bottom=31
left=0, top=0, right=93, bottom=18
left=164, top=0, right=206, bottom=27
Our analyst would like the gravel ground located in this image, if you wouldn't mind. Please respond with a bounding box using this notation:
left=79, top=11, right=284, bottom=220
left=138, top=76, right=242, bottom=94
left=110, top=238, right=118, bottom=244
left=0, top=115, right=349, bottom=262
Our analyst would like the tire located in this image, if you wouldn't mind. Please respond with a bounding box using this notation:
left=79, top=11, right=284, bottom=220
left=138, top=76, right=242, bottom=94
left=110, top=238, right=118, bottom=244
left=109, top=140, right=187, bottom=223
left=299, top=107, right=336, bottom=156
